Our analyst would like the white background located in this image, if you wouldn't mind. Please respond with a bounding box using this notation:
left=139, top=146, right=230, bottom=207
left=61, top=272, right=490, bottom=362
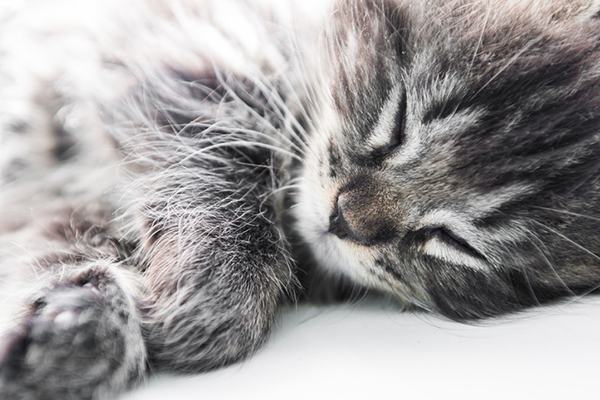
left=121, top=297, right=600, bottom=399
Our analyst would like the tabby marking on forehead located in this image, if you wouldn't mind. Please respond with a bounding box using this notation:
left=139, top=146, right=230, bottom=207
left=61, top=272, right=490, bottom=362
left=464, top=183, right=538, bottom=218
left=367, top=85, right=403, bottom=150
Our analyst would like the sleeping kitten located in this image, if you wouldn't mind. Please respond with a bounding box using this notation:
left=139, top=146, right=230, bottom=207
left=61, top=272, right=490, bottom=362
left=1, top=0, right=600, bottom=398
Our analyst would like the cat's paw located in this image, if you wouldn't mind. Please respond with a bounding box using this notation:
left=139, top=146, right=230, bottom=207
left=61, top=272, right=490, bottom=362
left=0, top=270, right=146, bottom=399
left=0, top=286, right=101, bottom=398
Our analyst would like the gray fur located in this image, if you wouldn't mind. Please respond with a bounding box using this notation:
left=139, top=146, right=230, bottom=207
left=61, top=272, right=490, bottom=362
left=2, top=0, right=600, bottom=398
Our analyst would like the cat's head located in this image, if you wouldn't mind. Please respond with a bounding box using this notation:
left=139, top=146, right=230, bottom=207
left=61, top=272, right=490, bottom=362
left=296, top=0, right=600, bottom=319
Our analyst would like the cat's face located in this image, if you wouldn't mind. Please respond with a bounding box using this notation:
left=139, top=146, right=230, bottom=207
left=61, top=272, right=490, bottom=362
left=296, top=0, right=600, bottom=319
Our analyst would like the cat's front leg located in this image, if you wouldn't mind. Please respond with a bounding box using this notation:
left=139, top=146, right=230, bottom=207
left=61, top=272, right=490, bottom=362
left=0, top=261, right=146, bottom=400
left=137, top=187, right=296, bottom=373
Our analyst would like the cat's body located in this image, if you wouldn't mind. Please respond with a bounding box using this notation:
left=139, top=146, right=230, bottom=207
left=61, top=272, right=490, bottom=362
left=2, top=0, right=600, bottom=398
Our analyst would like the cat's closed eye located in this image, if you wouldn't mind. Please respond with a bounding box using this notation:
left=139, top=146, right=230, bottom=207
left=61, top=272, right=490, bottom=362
left=423, top=227, right=486, bottom=261
left=419, top=226, right=490, bottom=271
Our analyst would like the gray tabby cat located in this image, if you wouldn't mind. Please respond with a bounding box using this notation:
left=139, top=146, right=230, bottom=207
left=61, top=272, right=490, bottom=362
left=1, top=0, right=600, bottom=398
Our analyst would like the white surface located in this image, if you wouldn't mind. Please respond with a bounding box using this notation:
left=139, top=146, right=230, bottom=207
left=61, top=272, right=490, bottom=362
left=121, top=298, right=600, bottom=399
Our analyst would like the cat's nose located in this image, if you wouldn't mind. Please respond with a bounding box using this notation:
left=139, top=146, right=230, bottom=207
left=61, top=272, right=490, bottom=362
left=328, top=198, right=357, bottom=242
left=328, top=178, right=398, bottom=246
left=328, top=192, right=369, bottom=244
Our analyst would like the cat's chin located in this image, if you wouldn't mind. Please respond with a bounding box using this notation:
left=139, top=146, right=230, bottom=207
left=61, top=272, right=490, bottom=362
left=295, top=215, right=379, bottom=287
left=311, top=240, right=375, bottom=284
